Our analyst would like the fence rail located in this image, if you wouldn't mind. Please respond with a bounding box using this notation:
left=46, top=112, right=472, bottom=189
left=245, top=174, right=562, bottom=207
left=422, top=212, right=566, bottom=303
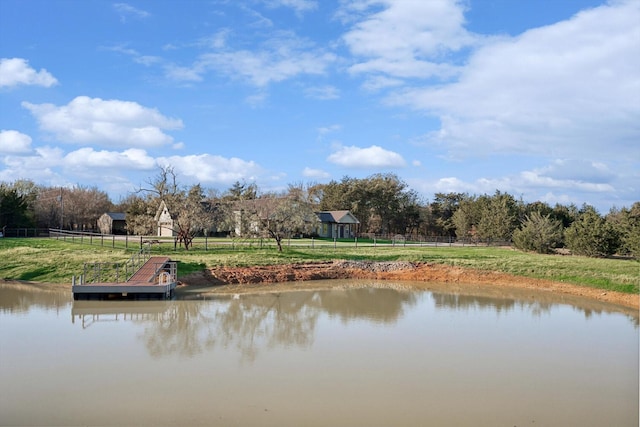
left=41, top=229, right=511, bottom=251
left=1, top=228, right=50, bottom=238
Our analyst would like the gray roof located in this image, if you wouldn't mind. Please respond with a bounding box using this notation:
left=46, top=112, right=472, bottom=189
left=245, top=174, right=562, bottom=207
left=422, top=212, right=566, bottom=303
left=106, top=212, right=126, bottom=221
left=315, top=210, right=359, bottom=224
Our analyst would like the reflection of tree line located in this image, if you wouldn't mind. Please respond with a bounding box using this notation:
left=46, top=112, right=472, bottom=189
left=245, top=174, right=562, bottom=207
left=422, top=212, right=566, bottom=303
left=3, top=283, right=637, bottom=361
left=431, top=291, right=640, bottom=326
left=140, top=288, right=417, bottom=362
left=0, top=283, right=70, bottom=313
left=432, top=293, right=535, bottom=314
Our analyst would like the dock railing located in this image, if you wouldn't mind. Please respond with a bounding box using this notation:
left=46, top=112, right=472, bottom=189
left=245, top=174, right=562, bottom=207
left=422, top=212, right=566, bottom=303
left=74, top=244, right=153, bottom=285
left=155, top=261, right=177, bottom=285
left=125, top=244, right=151, bottom=280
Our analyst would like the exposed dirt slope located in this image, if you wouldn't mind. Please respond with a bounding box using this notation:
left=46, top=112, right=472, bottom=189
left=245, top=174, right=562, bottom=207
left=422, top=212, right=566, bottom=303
left=179, top=261, right=639, bottom=310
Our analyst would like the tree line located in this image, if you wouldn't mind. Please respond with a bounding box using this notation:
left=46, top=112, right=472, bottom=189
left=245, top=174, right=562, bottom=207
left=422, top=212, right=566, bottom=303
left=1, top=169, right=638, bottom=258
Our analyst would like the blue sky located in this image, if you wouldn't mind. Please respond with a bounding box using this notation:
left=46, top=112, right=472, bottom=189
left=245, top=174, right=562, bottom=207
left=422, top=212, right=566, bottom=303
left=1, top=0, right=638, bottom=212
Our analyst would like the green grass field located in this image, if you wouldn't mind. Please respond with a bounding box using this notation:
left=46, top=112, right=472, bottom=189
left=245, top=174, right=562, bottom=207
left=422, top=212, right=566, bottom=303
left=0, top=237, right=638, bottom=294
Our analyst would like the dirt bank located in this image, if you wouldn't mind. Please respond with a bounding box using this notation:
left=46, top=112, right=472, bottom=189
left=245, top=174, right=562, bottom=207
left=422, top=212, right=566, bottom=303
left=178, top=260, right=639, bottom=310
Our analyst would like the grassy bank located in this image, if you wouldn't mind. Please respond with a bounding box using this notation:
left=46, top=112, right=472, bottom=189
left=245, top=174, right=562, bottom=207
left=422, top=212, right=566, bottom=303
left=0, top=238, right=638, bottom=294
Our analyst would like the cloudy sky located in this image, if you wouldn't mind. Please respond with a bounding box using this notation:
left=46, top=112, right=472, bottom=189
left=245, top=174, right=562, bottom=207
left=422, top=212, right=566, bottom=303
left=1, top=0, right=638, bottom=211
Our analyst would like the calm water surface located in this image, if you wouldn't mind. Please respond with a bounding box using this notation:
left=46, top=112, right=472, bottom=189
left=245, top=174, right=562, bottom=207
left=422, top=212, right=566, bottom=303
left=1, top=281, right=638, bottom=427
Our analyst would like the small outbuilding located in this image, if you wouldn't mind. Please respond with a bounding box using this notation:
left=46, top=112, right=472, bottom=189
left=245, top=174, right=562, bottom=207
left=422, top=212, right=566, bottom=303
left=97, top=212, right=127, bottom=235
left=155, top=200, right=175, bottom=237
left=315, top=210, right=359, bottom=238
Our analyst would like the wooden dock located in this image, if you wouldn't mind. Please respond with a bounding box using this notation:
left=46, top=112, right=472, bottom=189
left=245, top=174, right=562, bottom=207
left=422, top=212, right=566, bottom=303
left=72, top=256, right=177, bottom=300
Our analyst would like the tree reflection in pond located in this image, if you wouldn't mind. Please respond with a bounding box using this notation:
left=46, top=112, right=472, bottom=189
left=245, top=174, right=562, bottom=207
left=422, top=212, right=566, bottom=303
left=139, top=288, right=418, bottom=362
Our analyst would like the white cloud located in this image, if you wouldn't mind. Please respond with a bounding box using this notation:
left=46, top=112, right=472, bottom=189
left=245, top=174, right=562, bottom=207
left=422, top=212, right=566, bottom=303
left=264, top=0, right=318, bottom=14
left=198, top=30, right=231, bottom=50
left=168, top=33, right=336, bottom=86
left=158, top=154, right=264, bottom=184
left=392, top=0, right=640, bottom=160
left=531, top=159, right=615, bottom=184
left=305, top=85, right=340, bottom=100
left=0, top=145, right=64, bottom=184
left=64, top=147, right=156, bottom=170
left=341, top=0, right=476, bottom=80
left=316, top=124, right=342, bottom=138
left=106, top=45, right=161, bottom=66
left=198, top=49, right=336, bottom=87
left=361, top=75, right=404, bottom=92
left=327, top=144, right=406, bottom=168
left=519, top=170, right=615, bottom=193
left=409, top=155, right=633, bottom=210
left=302, top=167, right=330, bottom=179
left=0, top=130, right=32, bottom=154
left=429, top=163, right=618, bottom=196
left=0, top=145, right=156, bottom=183
left=245, top=91, right=269, bottom=107
left=22, top=96, right=183, bottom=148
left=0, top=58, right=58, bottom=88
left=165, top=64, right=205, bottom=82
left=113, top=3, right=150, bottom=22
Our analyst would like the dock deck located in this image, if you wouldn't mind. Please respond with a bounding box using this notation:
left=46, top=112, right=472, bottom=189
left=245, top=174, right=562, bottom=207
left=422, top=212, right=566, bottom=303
left=72, top=256, right=177, bottom=300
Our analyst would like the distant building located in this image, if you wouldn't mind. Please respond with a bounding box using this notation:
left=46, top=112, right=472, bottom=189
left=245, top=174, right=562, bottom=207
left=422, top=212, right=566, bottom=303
left=97, top=212, right=127, bottom=235
left=315, top=210, right=359, bottom=238
left=154, top=200, right=175, bottom=237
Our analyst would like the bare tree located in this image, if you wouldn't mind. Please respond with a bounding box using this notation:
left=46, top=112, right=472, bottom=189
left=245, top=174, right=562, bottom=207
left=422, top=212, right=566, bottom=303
left=33, top=185, right=111, bottom=230
left=172, top=184, right=214, bottom=250
left=127, top=166, right=223, bottom=247
left=62, top=186, right=112, bottom=231
left=243, top=189, right=317, bottom=252
left=136, top=165, right=180, bottom=200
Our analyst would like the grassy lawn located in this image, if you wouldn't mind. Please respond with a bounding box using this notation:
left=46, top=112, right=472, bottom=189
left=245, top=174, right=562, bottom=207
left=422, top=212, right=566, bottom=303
left=0, top=237, right=638, bottom=294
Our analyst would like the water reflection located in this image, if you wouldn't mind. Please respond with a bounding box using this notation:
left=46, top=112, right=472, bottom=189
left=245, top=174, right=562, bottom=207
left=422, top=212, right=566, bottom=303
left=65, top=284, right=640, bottom=362
left=430, top=286, right=639, bottom=326
left=69, top=288, right=418, bottom=362
left=1, top=281, right=638, bottom=427
left=0, top=282, right=69, bottom=313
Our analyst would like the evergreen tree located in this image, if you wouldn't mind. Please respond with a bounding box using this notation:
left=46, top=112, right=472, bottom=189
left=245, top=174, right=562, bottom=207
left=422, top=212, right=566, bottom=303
left=565, top=206, right=619, bottom=257
left=608, top=202, right=640, bottom=259
left=512, top=212, right=563, bottom=254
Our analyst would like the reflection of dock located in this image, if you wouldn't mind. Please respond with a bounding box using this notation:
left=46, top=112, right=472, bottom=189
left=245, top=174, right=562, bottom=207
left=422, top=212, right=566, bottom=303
left=72, top=256, right=177, bottom=300
left=71, top=300, right=174, bottom=328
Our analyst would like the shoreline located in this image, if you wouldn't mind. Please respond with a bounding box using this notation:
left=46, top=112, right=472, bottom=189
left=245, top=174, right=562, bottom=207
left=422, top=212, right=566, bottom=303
left=177, top=260, right=640, bottom=311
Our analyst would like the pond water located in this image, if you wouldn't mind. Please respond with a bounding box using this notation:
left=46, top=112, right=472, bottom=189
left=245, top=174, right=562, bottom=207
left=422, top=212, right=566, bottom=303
left=0, top=281, right=638, bottom=427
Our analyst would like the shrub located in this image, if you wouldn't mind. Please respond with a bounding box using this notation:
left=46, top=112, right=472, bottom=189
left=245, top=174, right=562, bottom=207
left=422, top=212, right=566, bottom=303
left=512, top=212, right=563, bottom=254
